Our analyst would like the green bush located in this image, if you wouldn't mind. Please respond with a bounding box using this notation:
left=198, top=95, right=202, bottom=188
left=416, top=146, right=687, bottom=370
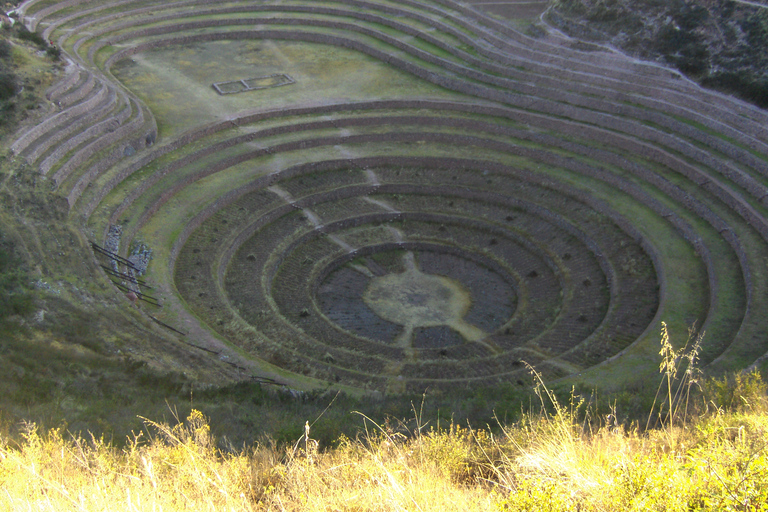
left=0, top=291, right=34, bottom=316
left=669, top=1, right=709, bottom=31
left=45, top=45, right=60, bottom=60
left=702, top=72, right=768, bottom=109
left=0, top=39, right=11, bottom=59
left=704, top=370, right=768, bottom=413
left=15, top=25, right=46, bottom=49
left=553, top=0, right=588, bottom=16
left=13, top=373, right=57, bottom=406
left=0, top=232, right=34, bottom=320
left=0, top=70, right=16, bottom=101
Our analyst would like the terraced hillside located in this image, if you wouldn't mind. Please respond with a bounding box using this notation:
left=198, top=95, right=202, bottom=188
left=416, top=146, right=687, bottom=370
left=11, top=0, right=768, bottom=394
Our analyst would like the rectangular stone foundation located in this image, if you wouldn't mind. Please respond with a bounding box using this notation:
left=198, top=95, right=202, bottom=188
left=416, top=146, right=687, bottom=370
left=212, top=74, right=295, bottom=95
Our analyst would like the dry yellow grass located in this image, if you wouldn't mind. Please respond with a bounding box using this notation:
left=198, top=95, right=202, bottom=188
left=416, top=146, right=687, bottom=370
left=1, top=340, right=764, bottom=511
left=2, top=332, right=766, bottom=511
left=0, top=409, right=496, bottom=511
left=2, top=390, right=767, bottom=512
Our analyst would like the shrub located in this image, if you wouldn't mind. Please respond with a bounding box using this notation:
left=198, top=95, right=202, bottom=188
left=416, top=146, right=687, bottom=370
left=0, top=69, right=16, bottom=100
left=702, top=72, right=768, bottom=109
left=15, top=25, right=46, bottom=49
left=0, top=39, right=11, bottom=59
left=704, top=370, right=768, bottom=413
left=45, top=45, right=60, bottom=60
left=0, top=237, right=33, bottom=320
left=554, top=0, right=588, bottom=16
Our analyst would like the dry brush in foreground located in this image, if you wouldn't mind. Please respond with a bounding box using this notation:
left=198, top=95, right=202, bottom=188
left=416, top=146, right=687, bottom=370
left=1, top=373, right=767, bottom=512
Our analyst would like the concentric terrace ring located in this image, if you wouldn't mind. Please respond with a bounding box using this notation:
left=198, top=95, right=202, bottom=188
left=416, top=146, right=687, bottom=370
left=14, top=0, right=768, bottom=390
left=170, top=157, right=659, bottom=391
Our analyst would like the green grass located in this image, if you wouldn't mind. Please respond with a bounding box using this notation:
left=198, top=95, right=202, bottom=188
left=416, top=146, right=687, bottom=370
left=110, top=39, right=463, bottom=139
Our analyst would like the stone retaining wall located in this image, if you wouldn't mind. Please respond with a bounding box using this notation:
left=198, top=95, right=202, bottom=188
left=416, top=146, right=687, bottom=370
left=38, top=91, right=126, bottom=173
left=26, top=86, right=116, bottom=165
left=52, top=97, right=145, bottom=186
left=57, top=71, right=96, bottom=109
left=66, top=102, right=157, bottom=204
left=45, top=67, right=81, bottom=102
left=12, top=83, right=110, bottom=156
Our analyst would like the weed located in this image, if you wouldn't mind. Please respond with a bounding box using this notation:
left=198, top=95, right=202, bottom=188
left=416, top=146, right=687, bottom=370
left=646, top=321, right=703, bottom=430
left=705, top=370, right=768, bottom=414
left=0, top=375, right=767, bottom=511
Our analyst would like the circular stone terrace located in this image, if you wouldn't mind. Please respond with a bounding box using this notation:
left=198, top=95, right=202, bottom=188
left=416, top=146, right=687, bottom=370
left=13, top=0, right=768, bottom=393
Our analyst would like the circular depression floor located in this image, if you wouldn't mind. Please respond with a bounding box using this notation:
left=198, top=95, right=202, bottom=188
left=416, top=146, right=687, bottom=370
left=173, top=159, right=659, bottom=391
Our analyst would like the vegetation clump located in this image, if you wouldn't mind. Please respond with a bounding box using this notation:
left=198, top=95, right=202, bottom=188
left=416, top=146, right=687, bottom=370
left=0, top=35, right=18, bottom=118
left=0, top=229, right=33, bottom=321
left=0, top=15, right=60, bottom=134
left=1, top=368, right=766, bottom=511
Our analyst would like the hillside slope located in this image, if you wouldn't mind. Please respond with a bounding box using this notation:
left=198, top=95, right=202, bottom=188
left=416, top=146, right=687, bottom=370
left=545, top=0, right=768, bottom=107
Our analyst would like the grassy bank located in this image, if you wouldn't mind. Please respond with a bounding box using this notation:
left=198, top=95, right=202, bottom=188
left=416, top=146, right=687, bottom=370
left=1, top=367, right=766, bottom=512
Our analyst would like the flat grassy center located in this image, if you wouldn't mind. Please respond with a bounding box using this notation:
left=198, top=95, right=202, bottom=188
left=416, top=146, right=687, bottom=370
left=363, top=267, right=471, bottom=327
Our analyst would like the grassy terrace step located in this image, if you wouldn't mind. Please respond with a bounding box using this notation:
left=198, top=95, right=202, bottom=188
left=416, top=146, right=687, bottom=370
left=43, top=7, right=768, bottom=236
left=45, top=65, right=83, bottom=100
left=28, top=86, right=119, bottom=165
left=10, top=65, right=148, bottom=200
left=55, top=68, right=95, bottom=107
left=43, top=0, right=650, bottom=88
left=96, top=107, right=736, bottom=225
left=16, top=83, right=109, bottom=162
left=81, top=11, right=768, bottom=156
left=71, top=102, right=743, bottom=219
left=84, top=110, right=744, bottom=354
left=167, top=160, right=657, bottom=387
left=10, top=74, right=110, bottom=155
left=37, top=93, right=128, bottom=173
left=48, top=0, right=768, bottom=148
left=90, top=109, right=762, bottom=255
left=16, top=0, right=768, bottom=391
left=81, top=23, right=767, bottom=224
left=82, top=106, right=540, bottom=223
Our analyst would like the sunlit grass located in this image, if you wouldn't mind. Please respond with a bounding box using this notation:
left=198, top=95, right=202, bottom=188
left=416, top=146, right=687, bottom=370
left=2, top=361, right=766, bottom=511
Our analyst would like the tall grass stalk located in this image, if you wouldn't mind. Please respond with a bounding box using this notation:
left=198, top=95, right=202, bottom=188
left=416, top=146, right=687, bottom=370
left=646, top=321, right=703, bottom=431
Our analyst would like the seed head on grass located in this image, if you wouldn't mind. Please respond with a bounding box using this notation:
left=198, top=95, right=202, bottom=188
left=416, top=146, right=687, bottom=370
left=648, top=322, right=704, bottom=431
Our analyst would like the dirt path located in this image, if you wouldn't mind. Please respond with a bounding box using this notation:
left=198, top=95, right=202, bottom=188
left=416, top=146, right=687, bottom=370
left=461, top=0, right=549, bottom=21
left=731, top=0, right=767, bottom=9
